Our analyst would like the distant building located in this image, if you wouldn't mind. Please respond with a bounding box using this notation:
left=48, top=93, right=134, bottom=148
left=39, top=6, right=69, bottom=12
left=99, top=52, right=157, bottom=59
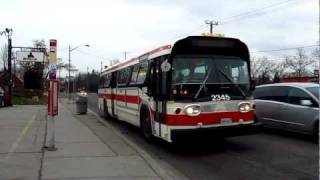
left=0, top=71, right=24, bottom=105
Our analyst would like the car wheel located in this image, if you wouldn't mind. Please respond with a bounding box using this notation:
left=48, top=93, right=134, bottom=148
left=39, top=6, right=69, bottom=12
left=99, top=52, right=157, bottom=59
left=141, top=110, right=153, bottom=142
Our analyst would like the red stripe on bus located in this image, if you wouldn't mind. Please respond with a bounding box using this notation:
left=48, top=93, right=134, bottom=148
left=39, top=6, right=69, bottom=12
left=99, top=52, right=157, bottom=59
left=165, top=111, right=254, bottom=126
left=98, top=93, right=141, bottom=104
left=126, top=95, right=141, bottom=104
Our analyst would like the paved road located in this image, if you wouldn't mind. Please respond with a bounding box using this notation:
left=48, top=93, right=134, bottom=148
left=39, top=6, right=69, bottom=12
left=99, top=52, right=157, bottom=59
left=88, top=93, right=319, bottom=180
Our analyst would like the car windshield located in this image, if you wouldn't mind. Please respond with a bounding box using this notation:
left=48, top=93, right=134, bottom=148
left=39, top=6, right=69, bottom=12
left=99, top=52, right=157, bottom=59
left=172, top=56, right=250, bottom=85
left=306, top=86, right=319, bottom=99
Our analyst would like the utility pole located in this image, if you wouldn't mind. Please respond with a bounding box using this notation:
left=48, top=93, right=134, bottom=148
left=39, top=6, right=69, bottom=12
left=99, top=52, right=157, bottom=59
left=67, top=44, right=89, bottom=99
left=86, top=66, right=89, bottom=92
left=0, top=28, right=13, bottom=106
left=8, top=37, right=12, bottom=106
left=124, top=51, right=127, bottom=60
left=205, top=20, right=219, bottom=34
left=68, top=45, right=71, bottom=99
left=100, top=61, right=103, bottom=74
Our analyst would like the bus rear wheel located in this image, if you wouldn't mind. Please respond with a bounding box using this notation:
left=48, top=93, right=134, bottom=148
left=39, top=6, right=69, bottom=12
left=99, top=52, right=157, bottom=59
left=141, top=110, right=153, bottom=142
left=103, top=100, right=110, bottom=120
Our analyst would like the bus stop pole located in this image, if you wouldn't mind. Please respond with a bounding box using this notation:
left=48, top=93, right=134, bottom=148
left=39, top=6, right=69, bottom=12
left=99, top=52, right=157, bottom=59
left=46, top=115, right=57, bottom=151
left=44, top=39, right=58, bottom=151
left=45, top=80, right=58, bottom=151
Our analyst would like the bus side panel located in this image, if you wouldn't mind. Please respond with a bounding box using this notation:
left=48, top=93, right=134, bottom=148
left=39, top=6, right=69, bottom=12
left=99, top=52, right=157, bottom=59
left=114, top=87, right=139, bottom=126
left=98, top=88, right=105, bottom=114
left=115, top=87, right=126, bottom=121
left=126, top=87, right=140, bottom=126
left=106, top=87, right=113, bottom=116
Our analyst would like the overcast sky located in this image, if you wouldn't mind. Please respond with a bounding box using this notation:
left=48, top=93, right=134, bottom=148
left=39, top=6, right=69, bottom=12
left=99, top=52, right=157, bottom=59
left=0, top=0, right=318, bottom=75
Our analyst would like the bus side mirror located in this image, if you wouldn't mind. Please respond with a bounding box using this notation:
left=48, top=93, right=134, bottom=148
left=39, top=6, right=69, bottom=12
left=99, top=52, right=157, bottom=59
left=250, top=80, right=255, bottom=91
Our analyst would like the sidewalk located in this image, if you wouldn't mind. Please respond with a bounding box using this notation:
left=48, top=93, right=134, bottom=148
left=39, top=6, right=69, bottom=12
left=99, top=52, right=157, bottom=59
left=0, top=105, right=47, bottom=180
left=42, top=99, right=162, bottom=180
left=0, top=100, right=186, bottom=180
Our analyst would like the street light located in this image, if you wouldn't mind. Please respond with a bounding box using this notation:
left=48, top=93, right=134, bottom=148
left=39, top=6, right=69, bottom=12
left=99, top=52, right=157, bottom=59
left=68, top=44, right=89, bottom=99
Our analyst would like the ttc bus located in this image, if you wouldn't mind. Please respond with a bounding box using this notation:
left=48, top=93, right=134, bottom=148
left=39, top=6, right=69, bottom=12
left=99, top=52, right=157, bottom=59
left=98, top=36, right=256, bottom=142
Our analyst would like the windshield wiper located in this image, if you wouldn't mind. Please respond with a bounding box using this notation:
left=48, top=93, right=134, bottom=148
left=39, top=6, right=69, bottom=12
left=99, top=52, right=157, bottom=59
left=217, top=69, right=247, bottom=98
left=193, top=68, right=213, bottom=101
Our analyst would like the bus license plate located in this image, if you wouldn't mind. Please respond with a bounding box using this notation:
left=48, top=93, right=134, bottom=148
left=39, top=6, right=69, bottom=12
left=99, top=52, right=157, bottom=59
left=220, top=118, right=232, bottom=125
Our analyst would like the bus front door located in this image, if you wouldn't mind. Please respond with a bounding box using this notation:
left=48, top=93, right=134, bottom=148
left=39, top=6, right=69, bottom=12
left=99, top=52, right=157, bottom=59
left=150, top=57, right=168, bottom=139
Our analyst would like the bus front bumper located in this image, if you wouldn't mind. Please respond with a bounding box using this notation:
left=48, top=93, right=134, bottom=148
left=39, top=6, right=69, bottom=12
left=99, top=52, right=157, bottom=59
left=170, top=121, right=262, bottom=142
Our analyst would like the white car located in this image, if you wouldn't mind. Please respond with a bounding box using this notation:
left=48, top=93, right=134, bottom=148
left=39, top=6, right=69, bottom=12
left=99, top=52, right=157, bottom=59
left=254, top=83, right=319, bottom=138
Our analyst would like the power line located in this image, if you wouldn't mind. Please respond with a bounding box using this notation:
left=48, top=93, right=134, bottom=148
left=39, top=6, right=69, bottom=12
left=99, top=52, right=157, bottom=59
left=251, top=45, right=319, bottom=53
left=163, top=24, right=207, bottom=43
left=75, top=49, right=114, bottom=60
left=162, top=0, right=302, bottom=45
left=221, top=0, right=300, bottom=24
left=104, top=1, right=300, bottom=59
left=137, top=24, right=208, bottom=57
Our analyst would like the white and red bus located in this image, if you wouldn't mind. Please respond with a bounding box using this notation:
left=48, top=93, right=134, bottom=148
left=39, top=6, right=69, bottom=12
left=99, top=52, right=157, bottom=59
left=98, top=36, right=257, bottom=142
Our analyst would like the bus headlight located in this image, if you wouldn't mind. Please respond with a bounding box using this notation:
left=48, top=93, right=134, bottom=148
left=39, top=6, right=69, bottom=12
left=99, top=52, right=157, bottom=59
left=78, top=91, right=87, bottom=97
left=238, top=103, right=251, bottom=113
left=184, top=104, right=201, bottom=116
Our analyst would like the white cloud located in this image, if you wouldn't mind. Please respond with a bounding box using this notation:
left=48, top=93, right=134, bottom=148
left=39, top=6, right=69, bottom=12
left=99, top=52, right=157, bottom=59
left=0, top=0, right=318, bottom=73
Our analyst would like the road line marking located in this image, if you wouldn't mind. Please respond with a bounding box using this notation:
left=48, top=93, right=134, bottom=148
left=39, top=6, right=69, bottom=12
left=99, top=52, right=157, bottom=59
left=3, top=114, right=37, bottom=161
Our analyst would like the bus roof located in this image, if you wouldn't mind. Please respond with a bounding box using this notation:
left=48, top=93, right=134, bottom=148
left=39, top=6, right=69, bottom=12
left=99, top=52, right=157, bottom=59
left=101, top=35, right=248, bottom=75
left=102, top=44, right=172, bottom=75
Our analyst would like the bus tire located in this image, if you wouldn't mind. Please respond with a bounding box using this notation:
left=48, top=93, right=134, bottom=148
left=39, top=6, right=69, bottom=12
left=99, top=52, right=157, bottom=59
left=141, top=109, right=153, bottom=142
left=103, top=100, right=110, bottom=120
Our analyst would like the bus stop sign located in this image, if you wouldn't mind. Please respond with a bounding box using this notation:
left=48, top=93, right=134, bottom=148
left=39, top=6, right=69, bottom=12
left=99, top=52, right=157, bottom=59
left=48, top=80, right=59, bottom=116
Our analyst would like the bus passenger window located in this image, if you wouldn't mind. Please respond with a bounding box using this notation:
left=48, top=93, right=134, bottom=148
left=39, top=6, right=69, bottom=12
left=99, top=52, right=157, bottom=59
left=130, top=65, right=139, bottom=84
left=117, top=68, right=131, bottom=86
left=104, top=74, right=111, bottom=87
left=137, top=62, right=148, bottom=83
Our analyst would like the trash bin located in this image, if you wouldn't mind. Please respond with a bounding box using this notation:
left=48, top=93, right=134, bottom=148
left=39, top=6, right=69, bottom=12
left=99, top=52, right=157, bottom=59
left=75, top=92, right=88, bottom=114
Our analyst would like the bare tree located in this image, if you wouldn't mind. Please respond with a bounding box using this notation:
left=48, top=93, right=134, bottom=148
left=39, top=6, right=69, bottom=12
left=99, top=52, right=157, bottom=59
left=312, top=48, right=320, bottom=59
left=311, top=48, right=320, bottom=73
left=32, top=39, right=46, bottom=49
left=251, top=56, right=277, bottom=83
left=271, top=60, right=287, bottom=78
left=284, top=48, right=315, bottom=77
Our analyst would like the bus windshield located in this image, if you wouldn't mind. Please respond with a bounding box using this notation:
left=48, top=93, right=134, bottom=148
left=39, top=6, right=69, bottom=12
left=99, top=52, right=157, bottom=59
left=172, top=56, right=249, bottom=85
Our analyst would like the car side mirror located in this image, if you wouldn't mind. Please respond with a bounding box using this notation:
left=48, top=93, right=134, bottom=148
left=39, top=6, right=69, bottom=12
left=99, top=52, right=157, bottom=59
left=300, top=100, right=312, bottom=106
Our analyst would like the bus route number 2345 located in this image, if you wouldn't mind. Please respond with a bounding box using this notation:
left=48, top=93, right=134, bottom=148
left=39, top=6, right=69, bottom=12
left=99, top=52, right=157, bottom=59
left=211, top=94, right=231, bottom=101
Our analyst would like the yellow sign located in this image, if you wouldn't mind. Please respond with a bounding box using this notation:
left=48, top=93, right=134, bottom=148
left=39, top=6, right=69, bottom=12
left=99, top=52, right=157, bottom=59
left=201, top=32, right=225, bottom=37
left=48, top=39, right=57, bottom=65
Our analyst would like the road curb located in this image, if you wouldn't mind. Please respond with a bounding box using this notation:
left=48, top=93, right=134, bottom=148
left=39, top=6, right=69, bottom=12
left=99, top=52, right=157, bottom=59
left=87, top=108, right=190, bottom=180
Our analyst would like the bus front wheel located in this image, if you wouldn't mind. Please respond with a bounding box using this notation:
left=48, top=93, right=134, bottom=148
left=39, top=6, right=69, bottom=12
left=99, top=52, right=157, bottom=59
left=141, top=110, right=153, bottom=142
